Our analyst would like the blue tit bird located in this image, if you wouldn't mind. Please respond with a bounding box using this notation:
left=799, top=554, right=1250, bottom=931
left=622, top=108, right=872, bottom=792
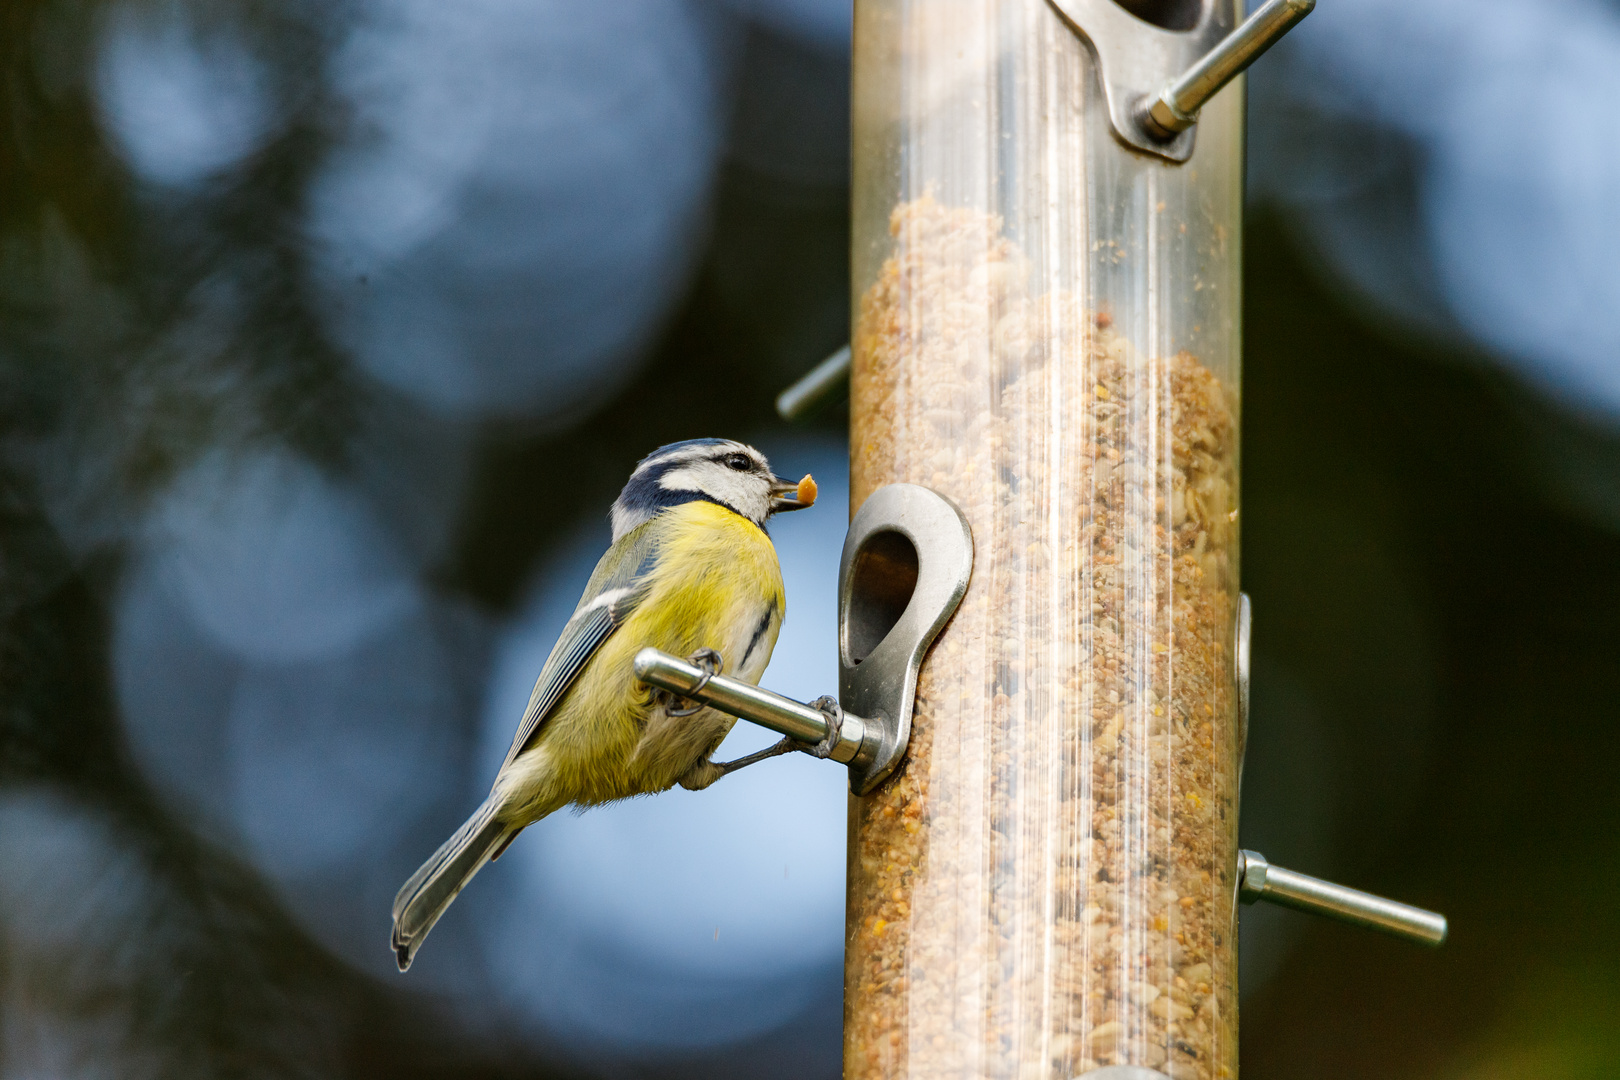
left=391, top=438, right=818, bottom=971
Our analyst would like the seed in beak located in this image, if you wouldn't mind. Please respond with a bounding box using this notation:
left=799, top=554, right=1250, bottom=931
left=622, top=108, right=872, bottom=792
left=772, top=473, right=817, bottom=512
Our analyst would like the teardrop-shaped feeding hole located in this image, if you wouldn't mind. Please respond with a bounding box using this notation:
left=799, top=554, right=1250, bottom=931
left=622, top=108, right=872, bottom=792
left=844, top=529, right=919, bottom=665
left=1110, top=0, right=1202, bottom=31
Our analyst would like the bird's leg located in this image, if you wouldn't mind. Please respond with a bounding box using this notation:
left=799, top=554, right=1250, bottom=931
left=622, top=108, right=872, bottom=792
left=699, top=737, right=801, bottom=783
left=692, top=695, right=847, bottom=787
left=678, top=735, right=798, bottom=791
left=667, top=648, right=723, bottom=717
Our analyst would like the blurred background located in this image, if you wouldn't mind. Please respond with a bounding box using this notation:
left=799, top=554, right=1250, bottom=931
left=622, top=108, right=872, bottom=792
left=2, top=0, right=1620, bottom=1076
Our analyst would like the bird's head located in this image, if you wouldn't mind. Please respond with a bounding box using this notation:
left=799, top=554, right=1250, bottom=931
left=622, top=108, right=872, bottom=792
left=610, top=439, right=817, bottom=541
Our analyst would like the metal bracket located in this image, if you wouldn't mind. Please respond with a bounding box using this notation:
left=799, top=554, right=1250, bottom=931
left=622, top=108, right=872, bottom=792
left=633, top=484, right=973, bottom=796
left=1042, top=0, right=1231, bottom=161
left=839, top=484, right=974, bottom=794
left=1043, top=0, right=1312, bottom=162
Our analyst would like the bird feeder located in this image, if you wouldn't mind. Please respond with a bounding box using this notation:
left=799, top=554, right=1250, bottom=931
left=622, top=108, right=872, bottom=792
left=641, top=2, right=1446, bottom=1077
left=846, top=1, right=1253, bottom=1074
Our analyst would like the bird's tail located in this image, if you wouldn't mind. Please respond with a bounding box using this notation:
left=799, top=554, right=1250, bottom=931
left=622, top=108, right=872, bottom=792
left=391, top=797, right=515, bottom=972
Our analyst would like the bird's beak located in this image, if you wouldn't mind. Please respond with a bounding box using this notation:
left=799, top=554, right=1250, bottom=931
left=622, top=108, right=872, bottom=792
left=770, top=473, right=817, bottom=513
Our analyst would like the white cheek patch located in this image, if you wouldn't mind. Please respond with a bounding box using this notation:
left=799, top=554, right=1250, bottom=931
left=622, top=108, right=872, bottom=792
left=658, top=461, right=769, bottom=524
left=657, top=464, right=707, bottom=493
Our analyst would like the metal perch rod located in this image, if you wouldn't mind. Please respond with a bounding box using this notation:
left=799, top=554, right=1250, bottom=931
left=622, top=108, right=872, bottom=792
left=632, top=648, right=870, bottom=764
left=1141, top=0, right=1315, bottom=139
left=1239, top=850, right=1448, bottom=947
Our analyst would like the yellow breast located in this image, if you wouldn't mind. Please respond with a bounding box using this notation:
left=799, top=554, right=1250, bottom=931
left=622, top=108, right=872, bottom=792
left=632, top=501, right=786, bottom=664
left=497, top=501, right=786, bottom=816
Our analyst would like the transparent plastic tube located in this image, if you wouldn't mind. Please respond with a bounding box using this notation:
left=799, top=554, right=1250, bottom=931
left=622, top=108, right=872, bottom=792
left=845, top=2, right=1243, bottom=1078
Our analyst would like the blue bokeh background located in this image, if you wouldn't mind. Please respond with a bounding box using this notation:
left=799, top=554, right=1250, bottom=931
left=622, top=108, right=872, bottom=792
left=5, top=0, right=1620, bottom=1076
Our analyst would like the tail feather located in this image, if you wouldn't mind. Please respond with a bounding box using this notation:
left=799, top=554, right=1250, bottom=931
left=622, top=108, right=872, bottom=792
left=391, top=799, right=513, bottom=972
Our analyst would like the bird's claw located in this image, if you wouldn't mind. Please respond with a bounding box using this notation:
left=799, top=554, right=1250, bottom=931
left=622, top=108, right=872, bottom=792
left=667, top=648, right=724, bottom=717
left=809, top=695, right=842, bottom=760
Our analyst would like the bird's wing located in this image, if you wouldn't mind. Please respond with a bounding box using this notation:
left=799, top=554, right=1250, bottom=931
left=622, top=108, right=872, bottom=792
left=498, top=528, right=658, bottom=771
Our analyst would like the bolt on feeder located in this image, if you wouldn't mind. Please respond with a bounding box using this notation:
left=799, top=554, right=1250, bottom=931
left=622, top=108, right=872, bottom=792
left=644, top=0, right=1447, bottom=1076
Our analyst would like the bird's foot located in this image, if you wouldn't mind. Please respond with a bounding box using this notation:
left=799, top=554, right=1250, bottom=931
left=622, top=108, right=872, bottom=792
left=701, top=697, right=844, bottom=783
left=667, top=648, right=724, bottom=717
left=808, top=695, right=843, bottom=760
left=705, top=737, right=800, bottom=781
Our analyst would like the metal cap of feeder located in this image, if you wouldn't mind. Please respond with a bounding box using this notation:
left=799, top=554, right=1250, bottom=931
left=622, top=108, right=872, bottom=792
left=840, top=484, right=975, bottom=795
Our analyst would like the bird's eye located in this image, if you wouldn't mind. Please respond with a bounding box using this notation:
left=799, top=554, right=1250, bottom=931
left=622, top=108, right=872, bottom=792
left=724, top=453, right=752, bottom=472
